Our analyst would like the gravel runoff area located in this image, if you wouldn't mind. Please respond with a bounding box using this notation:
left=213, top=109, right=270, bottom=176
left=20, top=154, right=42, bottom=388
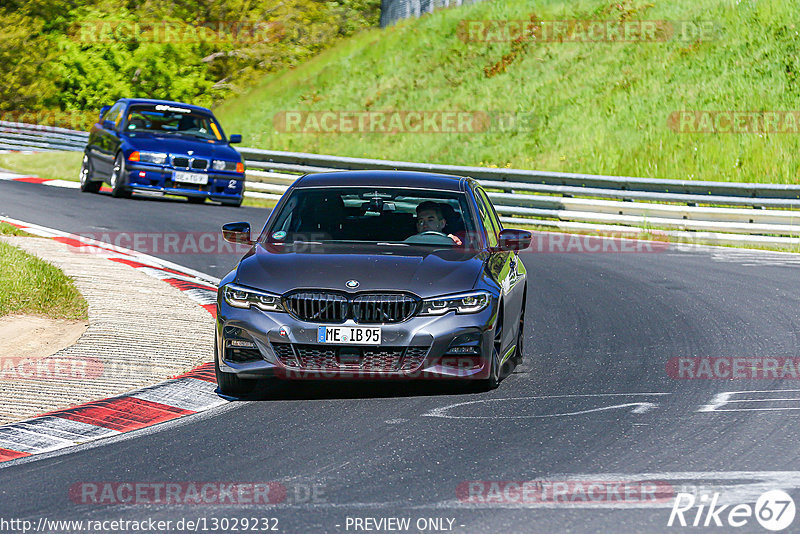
left=0, top=236, right=215, bottom=424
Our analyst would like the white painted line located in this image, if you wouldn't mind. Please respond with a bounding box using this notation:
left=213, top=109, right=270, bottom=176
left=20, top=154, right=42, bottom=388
left=180, top=287, right=218, bottom=305
left=422, top=393, right=669, bottom=419
left=131, top=378, right=227, bottom=412
left=44, top=179, right=80, bottom=189
left=0, top=428, right=74, bottom=454
left=15, top=416, right=120, bottom=442
left=699, top=390, right=800, bottom=412
left=0, top=172, right=34, bottom=180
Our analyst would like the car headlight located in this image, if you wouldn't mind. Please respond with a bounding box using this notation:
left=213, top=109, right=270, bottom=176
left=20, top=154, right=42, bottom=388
left=213, top=159, right=243, bottom=172
left=223, top=284, right=285, bottom=312
left=418, top=291, right=491, bottom=315
left=130, top=151, right=168, bottom=165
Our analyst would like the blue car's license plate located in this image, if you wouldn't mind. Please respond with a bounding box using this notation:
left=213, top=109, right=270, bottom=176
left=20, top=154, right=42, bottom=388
left=317, top=326, right=381, bottom=344
left=174, top=171, right=208, bottom=185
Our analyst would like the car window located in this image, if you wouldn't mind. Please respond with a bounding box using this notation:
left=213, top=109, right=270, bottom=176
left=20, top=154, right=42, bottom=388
left=103, top=103, right=124, bottom=130
left=265, top=187, right=478, bottom=247
left=124, top=104, right=223, bottom=141
left=477, top=187, right=503, bottom=235
left=474, top=188, right=499, bottom=247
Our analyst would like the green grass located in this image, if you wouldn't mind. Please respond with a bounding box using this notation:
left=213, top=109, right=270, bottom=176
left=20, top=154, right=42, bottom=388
left=0, top=151, right=82, bottom=181
left=214, top=0, right=800, bottom=184
left=0, top=224, right=89, bottom=320
left=0, top=222, right=36, bottom=237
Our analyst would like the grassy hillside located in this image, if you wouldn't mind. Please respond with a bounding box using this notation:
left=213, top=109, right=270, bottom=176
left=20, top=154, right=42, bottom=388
left=216, top=0, right=800, bottom=184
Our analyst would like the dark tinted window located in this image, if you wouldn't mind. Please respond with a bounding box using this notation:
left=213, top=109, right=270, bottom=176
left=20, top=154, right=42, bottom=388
left=124, top=104, right=224, bottom=141
left=265, top=187, right=478, bottom=247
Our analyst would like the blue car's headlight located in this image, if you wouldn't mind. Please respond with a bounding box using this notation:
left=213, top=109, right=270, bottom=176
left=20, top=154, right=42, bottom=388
left=212, top=159, right=242, bottom=172
left=138, top=152, right=168, bottom=165
left=223, top=284, right=285, bottom=312
left=418, top=291, right=491, bottom=316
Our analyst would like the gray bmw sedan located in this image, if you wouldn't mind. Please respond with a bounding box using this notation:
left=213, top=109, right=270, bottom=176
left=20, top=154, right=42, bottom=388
left=215, top=170, right=530, bottom=395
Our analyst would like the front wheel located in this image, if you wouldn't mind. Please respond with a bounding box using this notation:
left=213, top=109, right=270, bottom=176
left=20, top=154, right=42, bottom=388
left=110, top=153, right=132, bottom=198
left=474, top=315, right=502, bottom=391
left=79, top=154, right=101, bottom=193
left=220, top=196, right=243, bottom=208
left=214, top=339, right=257, bottom=396
left=514, top=300, right=525, bottom=365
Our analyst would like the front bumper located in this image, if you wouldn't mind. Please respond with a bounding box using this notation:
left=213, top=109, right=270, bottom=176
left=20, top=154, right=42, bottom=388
left=215, top=296, right=498, bottom=381
left=125, top=163, right=244, bottom=200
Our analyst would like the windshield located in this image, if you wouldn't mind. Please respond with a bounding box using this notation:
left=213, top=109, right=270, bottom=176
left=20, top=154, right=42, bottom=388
left=124, top=104, right=224, bottom=141
left=264, top=187, right=479, bottom=248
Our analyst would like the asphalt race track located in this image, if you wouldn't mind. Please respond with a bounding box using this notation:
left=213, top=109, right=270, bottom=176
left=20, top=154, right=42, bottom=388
left=2, top=180, right=800, bottom=533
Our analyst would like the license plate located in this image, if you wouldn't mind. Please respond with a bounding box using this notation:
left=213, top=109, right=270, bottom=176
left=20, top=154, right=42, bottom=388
left=317, top=326, right=381, bottom=345
left=173, top=171, right=208, bottom=185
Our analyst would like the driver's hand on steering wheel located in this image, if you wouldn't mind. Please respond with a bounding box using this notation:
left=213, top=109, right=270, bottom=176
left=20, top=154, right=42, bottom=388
left=448, top=234, right=462, bottom=245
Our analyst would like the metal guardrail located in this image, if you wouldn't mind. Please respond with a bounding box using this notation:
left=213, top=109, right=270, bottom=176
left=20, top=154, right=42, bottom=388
left=2, top=122, right=800, bottom=246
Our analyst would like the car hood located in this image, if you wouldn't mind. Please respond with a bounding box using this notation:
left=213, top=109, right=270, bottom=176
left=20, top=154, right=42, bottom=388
left=122, top=132, right=239, bottom=160
left=234, top=243, right=486, bottom=298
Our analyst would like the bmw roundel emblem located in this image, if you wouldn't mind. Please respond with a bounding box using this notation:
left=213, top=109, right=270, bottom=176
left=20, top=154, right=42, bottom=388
left=346, top=280, right=359, bottom=289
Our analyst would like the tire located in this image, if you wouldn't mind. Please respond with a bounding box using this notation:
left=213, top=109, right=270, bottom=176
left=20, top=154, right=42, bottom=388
left=514, top=289, right=526, bottom=365
left=474, top=311, right=502, bottom=391
left=187, top=196, right=206, bottom=204
left=110, top=153, right=132, bottom=198
left=220, top=196, right=243, bottom=208
left=79, top=153, right=101, bottom=193
left=214, top=338, right=257, bottom=396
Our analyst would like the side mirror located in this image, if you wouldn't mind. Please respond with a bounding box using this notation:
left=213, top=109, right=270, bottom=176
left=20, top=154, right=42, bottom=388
left=228, top=134, right=242, bottom=144
left=222, top=222, right=253, bottom=244
left=99, top=105, right=111, bottom=121
left=497, top=228, right=532, bottom=252
left=102, top=120, right=116, bottom=131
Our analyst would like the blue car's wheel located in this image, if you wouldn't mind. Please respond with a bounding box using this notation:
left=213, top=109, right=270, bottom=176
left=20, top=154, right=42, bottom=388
left=79, top=153, right=101, bottom=193
left=110, top=153, right=132, bottom=198
left=220, top=196, right=243, bottom=207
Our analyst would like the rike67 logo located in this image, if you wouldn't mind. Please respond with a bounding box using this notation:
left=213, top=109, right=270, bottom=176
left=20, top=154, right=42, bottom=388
left=668, top=490, right=796, bottom=531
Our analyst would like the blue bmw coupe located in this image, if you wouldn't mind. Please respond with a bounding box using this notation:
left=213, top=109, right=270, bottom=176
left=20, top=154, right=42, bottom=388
left=80, top=98, right=245, bottom=206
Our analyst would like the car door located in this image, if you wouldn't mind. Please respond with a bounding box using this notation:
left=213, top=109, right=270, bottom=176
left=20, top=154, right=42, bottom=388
left=474, top=186, right=523, bottom=361
left=92, top=102, right=124, bottom=177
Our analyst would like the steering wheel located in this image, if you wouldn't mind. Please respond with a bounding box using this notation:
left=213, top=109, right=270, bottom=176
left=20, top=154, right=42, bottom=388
left=404, top=231, right=455, bottom=246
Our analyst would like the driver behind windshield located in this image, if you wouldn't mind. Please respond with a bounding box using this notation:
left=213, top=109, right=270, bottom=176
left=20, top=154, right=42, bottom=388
left=415, top=201, right=462, bottom=246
